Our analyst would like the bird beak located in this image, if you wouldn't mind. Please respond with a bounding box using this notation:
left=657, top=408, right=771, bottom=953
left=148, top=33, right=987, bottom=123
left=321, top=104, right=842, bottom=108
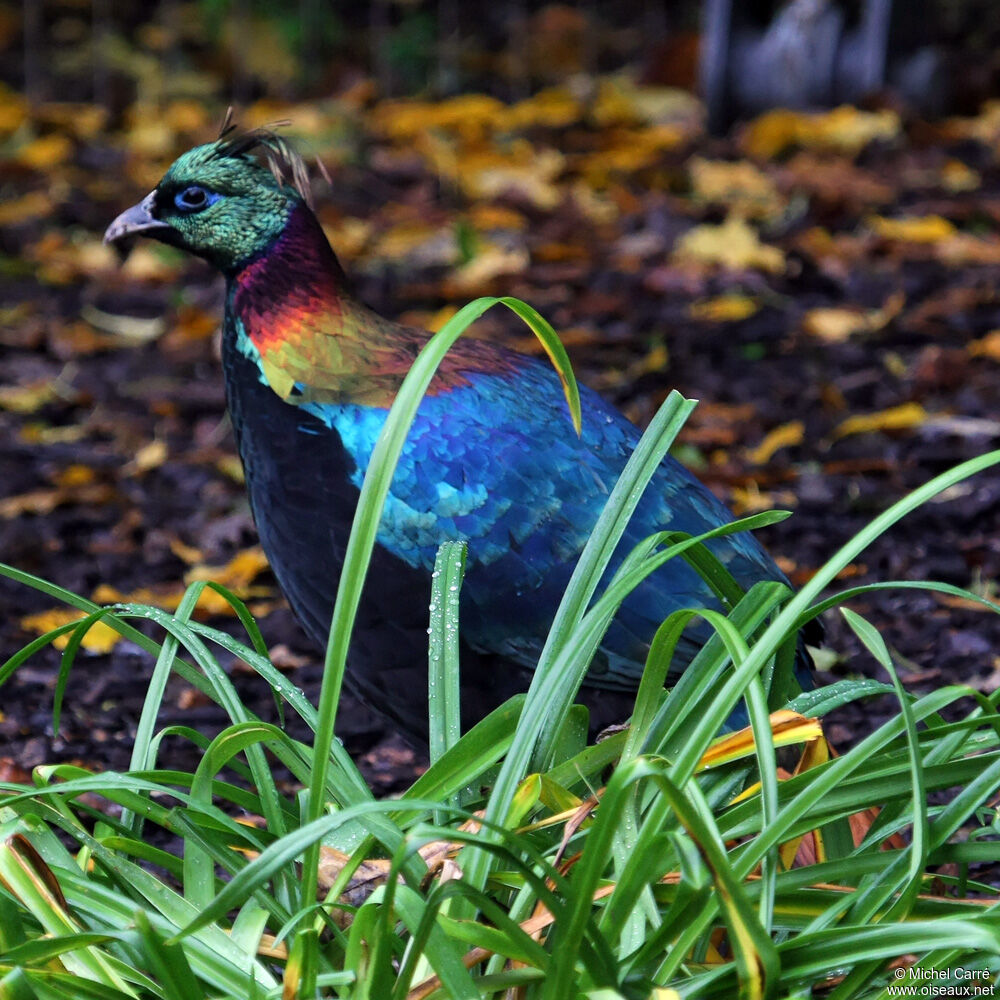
left=104, top=191, right=172, bottom=246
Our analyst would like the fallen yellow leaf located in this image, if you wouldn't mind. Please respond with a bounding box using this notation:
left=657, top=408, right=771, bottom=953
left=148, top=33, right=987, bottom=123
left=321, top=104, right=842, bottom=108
left=869, top=214, right=957, bottom=243
left=0, top=483, right=113, bottom=519
left=0, top=380, right=57, bottom=414
left=831, top=402, right=929, bottom=440
left=729, top=485, right=799, bottom=515
left=688, top=294, right=760, bottom=323
left=216, top=454, right=245, bottom=483
left=939, top=100, right=1000, bottom=145
left=699, top=710, right=823, bottom=771
left=467, top=203, right=528, bottom=232
left=20, top=608, right=122, bottom=653
left=688, top=157, right=784, bottom=221
left=0, top=83, right=27, bottom=136
left=742, top=105, right=900, bottom=159
left=969, top=329, right=1000, bottom=362
left=121, top=245, right=183, bottom=283
left=802, top=292, right=903, bottom=343
left=672, top=214, right=784, bottom=274
left=163, top=98, right=210, bottom=134
left=448, top=242, right=529, bottom=292
left=453, top=143, right=565, bottom=210
left=52, top=464, right=96, bottom=488
left=370, top=220, right=457, bottom=266
left=126, top=439, right=168, bottom=475
left=503, top=85, right=582, bottom=130
left=940, top=159, right=980, bottom=193
left=374, top=94, right=506, bottom=142
left=426, top=304, right=459, bottom=332
left=84, top=549, right=273, bottom=621
left=34, top=102, right=107, bottom=139
left=169, top=537, right=204, bottom=565
left=322, top=218, right=372, bottom=261
left=745, top=420, right=805, bottom=464
left=591, top=76, right=701, bottom=128
left=803, top=307, right=869, bottom=343
left=0, top=191, right=54, bottom=226
left=185, top=547, right=272, bottom=590
left=15, top=133, right=73, bottom=170
left=575, top=124, right=685, bottom=184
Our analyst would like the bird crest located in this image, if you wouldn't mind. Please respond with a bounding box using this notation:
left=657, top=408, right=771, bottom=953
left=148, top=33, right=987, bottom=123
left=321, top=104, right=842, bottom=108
left=211, top=107, right=325, bottom=207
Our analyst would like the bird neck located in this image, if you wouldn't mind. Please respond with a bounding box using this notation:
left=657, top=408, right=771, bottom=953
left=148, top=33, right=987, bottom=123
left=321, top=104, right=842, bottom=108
left=227, top=202, right=523, bottom=407
left=229, top=202, right=357, bottom=342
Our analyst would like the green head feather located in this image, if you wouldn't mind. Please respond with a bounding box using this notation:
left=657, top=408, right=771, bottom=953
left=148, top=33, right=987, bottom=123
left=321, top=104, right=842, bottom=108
left=120, top=122, right=314, bottom=273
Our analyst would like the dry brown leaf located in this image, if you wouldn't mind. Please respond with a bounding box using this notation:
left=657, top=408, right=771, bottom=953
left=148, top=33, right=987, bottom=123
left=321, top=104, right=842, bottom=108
left=935, top=233, right=1000, bottom=266
left=778, top=152, right=893, bottom=207
left=672, top=214, right=784, bottom=274
left=936, top=592, right=1000, bottom=614
left=165, top=306, right=219, bottom=344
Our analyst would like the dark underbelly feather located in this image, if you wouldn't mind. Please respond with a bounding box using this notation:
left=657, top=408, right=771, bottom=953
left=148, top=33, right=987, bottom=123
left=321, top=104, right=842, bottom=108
left=221, top=341, right=576, bottom=739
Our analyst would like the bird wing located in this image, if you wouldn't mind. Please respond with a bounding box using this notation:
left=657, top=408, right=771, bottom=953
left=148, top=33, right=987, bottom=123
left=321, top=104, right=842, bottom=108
left=288, top=348, right=788, bottom=688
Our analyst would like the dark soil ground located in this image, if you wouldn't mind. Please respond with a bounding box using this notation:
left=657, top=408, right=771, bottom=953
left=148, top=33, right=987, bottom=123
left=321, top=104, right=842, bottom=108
left=2, top=244, right=998, bottom=790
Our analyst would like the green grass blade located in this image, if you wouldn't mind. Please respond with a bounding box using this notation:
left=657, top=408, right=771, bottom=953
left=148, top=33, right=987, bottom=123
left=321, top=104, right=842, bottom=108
left=428, top=541, right=466, bottom=769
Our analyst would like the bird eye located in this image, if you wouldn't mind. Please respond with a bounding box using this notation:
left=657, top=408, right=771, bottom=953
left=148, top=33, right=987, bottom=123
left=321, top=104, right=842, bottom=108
left=174, top=186, right=219, bottom=212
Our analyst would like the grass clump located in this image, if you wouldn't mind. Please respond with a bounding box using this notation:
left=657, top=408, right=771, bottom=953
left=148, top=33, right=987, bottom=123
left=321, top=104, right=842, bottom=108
left=2, top=296, right=1000, bottom=999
